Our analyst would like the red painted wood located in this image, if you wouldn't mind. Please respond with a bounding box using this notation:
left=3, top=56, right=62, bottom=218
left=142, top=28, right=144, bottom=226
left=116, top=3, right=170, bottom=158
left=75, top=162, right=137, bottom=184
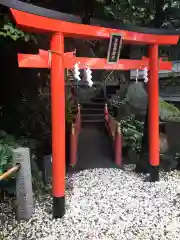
left=148, top=44, right=159, bottom=167
left=115, top=128, right=122, bottom=167
left=77, top=105, right=81, bottom=133
left=50, top=33, right=65, bottom=197
left=11, top=9, right=179, bottom=45
left=64, top=57, right=172, bottom=70
left=17, top=50, right=74, bottom=68
left=18, top=51, right=173, bottom=70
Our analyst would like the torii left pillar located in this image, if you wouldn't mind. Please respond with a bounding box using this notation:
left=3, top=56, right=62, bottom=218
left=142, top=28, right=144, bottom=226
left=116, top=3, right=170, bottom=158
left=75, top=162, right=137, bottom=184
left=50, top=33, right=65, bottom=218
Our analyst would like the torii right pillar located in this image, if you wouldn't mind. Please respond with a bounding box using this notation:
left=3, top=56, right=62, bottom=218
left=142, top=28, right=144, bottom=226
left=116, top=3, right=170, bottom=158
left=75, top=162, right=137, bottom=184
left=148, top=44, right=159, bottom=181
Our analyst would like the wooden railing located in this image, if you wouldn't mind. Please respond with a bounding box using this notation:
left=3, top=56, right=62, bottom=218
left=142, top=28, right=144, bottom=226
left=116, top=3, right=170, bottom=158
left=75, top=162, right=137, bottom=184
left=104, top=104, right=122, bottom=167
left=70, top=104, right=81, bottom=166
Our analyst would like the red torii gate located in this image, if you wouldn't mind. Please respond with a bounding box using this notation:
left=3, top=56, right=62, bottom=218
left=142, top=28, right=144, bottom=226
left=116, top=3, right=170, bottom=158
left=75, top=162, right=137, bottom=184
left=7, top=5, right=179, bottom=219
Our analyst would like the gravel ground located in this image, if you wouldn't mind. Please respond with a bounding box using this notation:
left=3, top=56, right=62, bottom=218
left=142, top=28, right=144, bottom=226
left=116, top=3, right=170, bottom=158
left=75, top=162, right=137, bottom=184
left=1, top=166, right=180, bottom=240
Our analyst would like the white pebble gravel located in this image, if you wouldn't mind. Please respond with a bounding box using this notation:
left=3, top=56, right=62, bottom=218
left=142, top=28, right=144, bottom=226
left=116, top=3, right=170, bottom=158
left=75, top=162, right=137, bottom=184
left=1, top=165, right=180, bottom=240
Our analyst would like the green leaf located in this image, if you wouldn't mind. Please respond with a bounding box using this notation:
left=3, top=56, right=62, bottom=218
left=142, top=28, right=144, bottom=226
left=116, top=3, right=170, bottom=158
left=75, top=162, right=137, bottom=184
left=0, top=32, right=7, bottom=37
left=3, top=24, right=10, bottom=30
left=10, top=35, right=18, bottom=41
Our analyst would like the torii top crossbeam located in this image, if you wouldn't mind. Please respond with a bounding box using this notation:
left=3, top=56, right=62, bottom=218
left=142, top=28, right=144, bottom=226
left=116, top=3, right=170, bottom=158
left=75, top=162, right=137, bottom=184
left=1, top=0, right=180, bottom=45
left=9, top=9, right=179, bottom=45
left=1, top=0, right=180, bottom=220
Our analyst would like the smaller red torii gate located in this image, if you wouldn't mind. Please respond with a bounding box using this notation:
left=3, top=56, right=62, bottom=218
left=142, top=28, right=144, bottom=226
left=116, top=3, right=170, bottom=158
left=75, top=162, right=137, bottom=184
left=8, top=6, right=179, bottom=219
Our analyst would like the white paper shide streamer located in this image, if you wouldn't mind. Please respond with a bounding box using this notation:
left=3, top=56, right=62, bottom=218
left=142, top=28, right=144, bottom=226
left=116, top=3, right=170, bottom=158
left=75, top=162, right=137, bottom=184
left=143, top=66, right=148, bottom=83
left=135, top=67, right=148, bottom=83
left=84, top=67, right=93, bottom=87
left=73, top=63, right=93, bottom=87
left=73, top=63, right=81, bottom=81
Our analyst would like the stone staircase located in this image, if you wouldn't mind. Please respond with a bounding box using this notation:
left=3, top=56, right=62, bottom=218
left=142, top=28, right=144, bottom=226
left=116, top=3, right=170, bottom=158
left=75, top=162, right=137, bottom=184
left=67, top=68, right=123, bottom=124
left=80, top=101, right=104, bottom=124
left=80, top=85, right=124, bottom=124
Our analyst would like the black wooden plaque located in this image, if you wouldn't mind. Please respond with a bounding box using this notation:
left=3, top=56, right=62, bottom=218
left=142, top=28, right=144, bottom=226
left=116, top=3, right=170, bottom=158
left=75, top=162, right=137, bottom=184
left=107, top=33, right=122, bottom=64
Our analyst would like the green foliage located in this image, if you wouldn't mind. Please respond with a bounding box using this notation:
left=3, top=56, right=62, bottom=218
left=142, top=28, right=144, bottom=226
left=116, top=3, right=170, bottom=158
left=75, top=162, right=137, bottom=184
left=121, top=116, right=144, bottom=152
left=0, top=131, right=17, bottom=174
left=17, top=87, right=51, bottom=150
left=103, top=0, right=153, bottom=25
left=159, top=98, right=180, bottom=121
left=95, top=0, right=180, bottom=27
left=0, top=131, right=44, bottom=195
left=0, top=145, right=13, bottom=174
left=0, top=14, right=37, bottom=43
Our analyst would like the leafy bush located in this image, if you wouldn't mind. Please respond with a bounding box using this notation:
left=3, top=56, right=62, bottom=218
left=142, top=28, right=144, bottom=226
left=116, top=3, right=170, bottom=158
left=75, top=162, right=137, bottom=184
left=0, top=14, right=37, bottom=43
left=0, top=131, right=17, bottom=174
left=159, top=98, right=180, bottom=121
left=0, top=131, right=44, bottom=196
left=121, top=116, right=144, bottom=152
left=0, top=144, right=13, bottom=175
